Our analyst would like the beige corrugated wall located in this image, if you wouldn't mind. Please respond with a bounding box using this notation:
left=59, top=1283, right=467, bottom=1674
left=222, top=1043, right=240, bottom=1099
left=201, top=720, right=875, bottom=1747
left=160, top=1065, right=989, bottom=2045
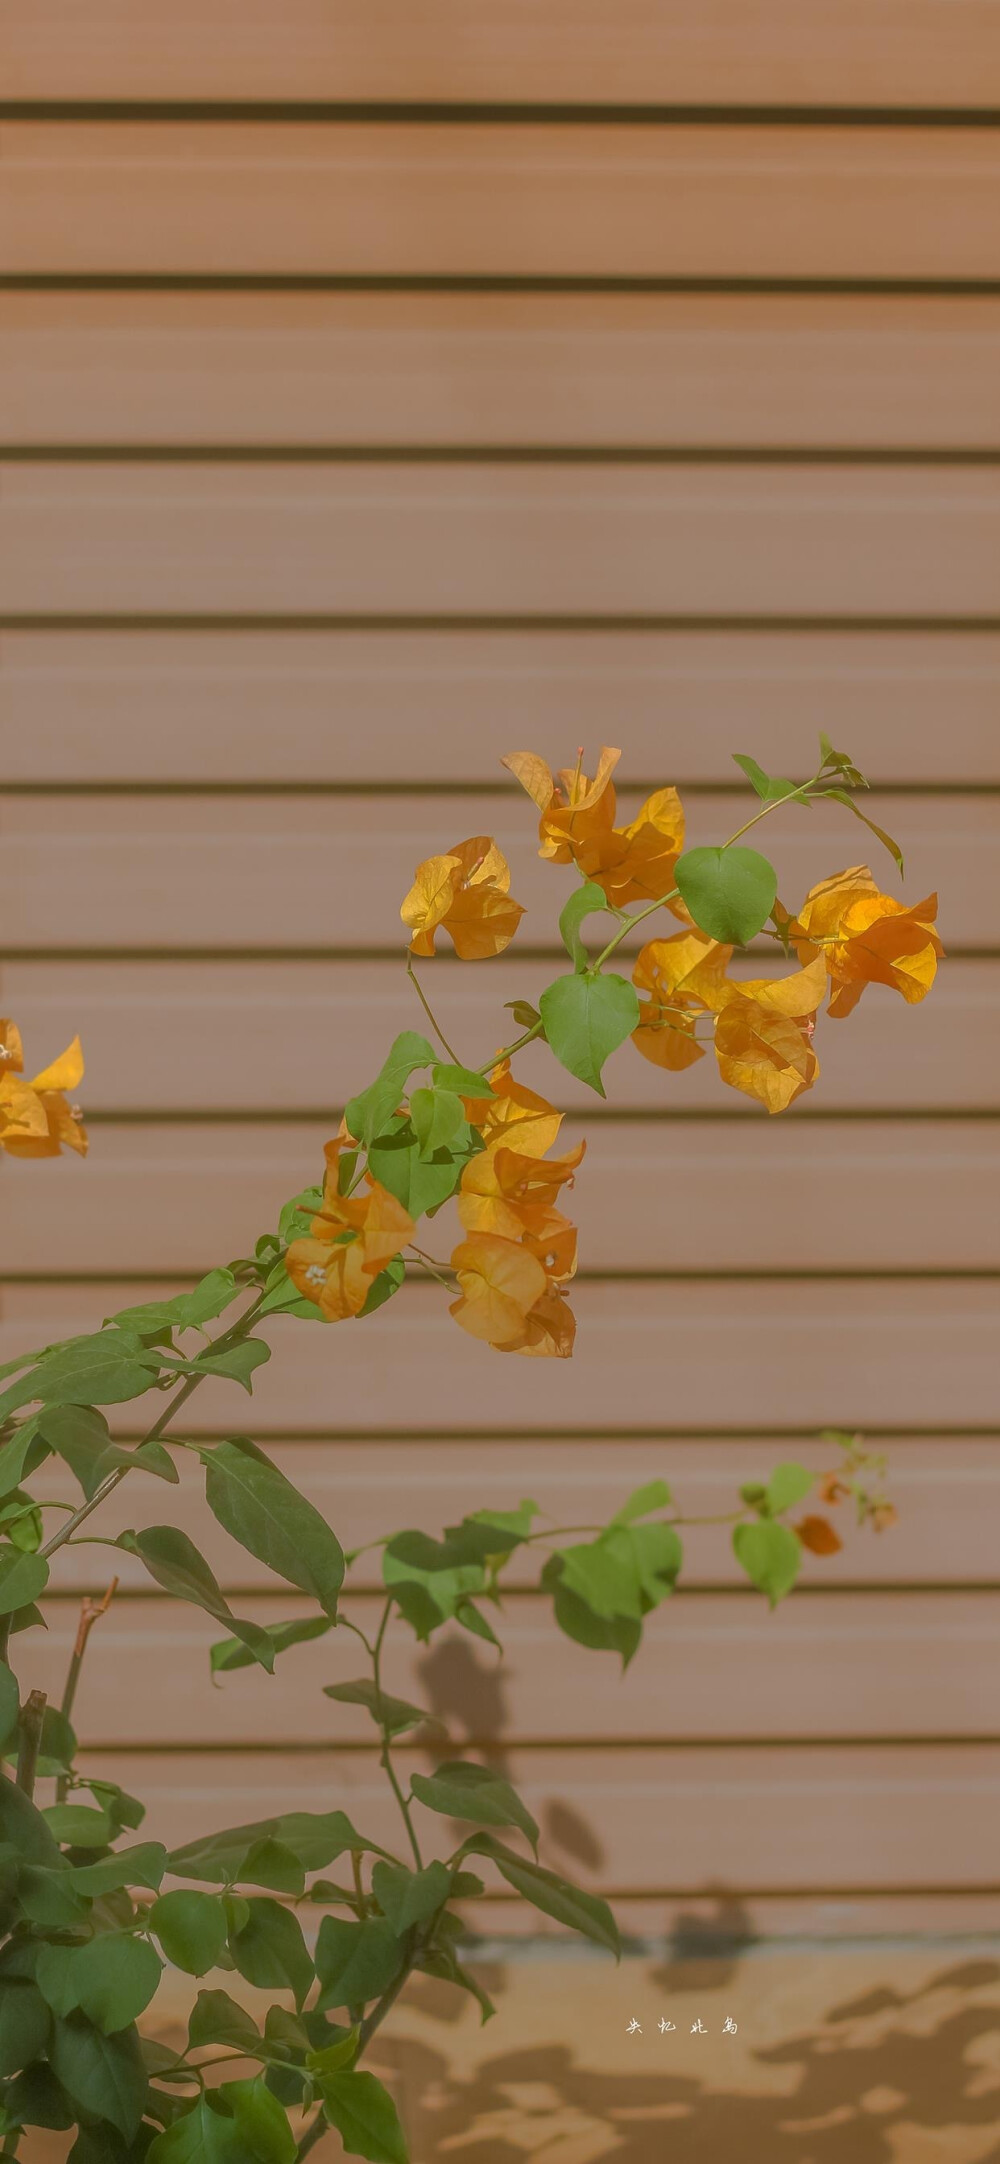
left=1, top=3, right=999, bottom=1950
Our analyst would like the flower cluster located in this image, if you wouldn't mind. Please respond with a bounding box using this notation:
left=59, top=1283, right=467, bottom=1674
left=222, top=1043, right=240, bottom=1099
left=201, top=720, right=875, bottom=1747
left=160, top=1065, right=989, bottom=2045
left=285, top=1137, right=414, bottom=1321
left=0, top=1021, right=87, bottom=1157
left=279, top=734, right=941, bottom=1357
left=450, top=1066, right=581, bottom=1356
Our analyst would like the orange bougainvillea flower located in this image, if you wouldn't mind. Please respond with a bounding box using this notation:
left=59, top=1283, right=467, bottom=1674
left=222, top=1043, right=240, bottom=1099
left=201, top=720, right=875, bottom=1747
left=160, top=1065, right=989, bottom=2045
left=502, top=747, right=686, bottom=910
left=449, top=1231, right=576, bottom=1358
left=710, top=957, right=828, bottom=1115
left=788, top=865, right=942, bottom=1019
left=0, top=1029, right=88, bottom=1158
left=461, top=1063, right=565, bottom=1160
left=449, top=1233, right=549, bottom=1347
left=401, top=835, right=524, bottom=959
left=631, top=931, right=734, bottom=1071
left=286, top=1137, right=415, bottom=1321
left=457, top=1138, right=585, bottom=1241
left=796, top=1515, right=844, bottom=1557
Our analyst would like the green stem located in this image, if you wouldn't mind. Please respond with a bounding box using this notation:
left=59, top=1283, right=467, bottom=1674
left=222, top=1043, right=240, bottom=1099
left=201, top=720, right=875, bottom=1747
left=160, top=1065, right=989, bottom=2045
left=593, top=769, right=824, bottom=972
left=295, top=2110, right=329, bottom=2162
left=40, top=1294, right=265, bottom=1564
left=16, top=1688, right=46, bottom=1798
left=372, top=1599, right=423, bottom=1870
left=405, top=957, right=460, bottom=1064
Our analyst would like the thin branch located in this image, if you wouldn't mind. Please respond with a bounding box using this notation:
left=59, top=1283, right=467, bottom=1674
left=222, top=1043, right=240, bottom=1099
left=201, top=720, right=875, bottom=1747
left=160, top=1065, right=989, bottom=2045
left=40, top=1293, right=265, bottom=1564
left=372, top=1599, right=423, bottom=1870
left=16, top=1689, right=47, bottom=1798
left=405, top=957, right=460, bottom=1063
left=56, top=1578, right=118, bottom=1803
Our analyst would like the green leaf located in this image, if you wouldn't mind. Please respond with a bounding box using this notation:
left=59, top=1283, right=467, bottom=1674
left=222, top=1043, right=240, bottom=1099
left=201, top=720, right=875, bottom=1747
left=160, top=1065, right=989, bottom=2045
left=818, top=732, right=868, bottom=788
left=201, top=1437, right=344, bottom=1617
left=0, top=1979, right=51, bottom=2077
left=322, top=1678, right=436, bottom=1738
left=538, top=970, right=639, bottom=1098
left=357, top=1256, right=407, bottom=1318
left=188, top=1989, right=262, bottom=2054
left=546, top=1564, right=641, bottom=1668
left=121, top=1526, right=275, bottom=1674
left=383, top=1536, right=484, bottom=1642
left=36, top=1405, right=114, bottom=1497
left=732, top=754, right=799, bottom=805
left=170, top=1808, right=378, bottom=1885
left=504, top=999, right=541, bottom=1029
left=48, top=2015, right=147, bottom=2140
left=461, top=1834, right=620, bottom=1958
left=306, top=2026, right=360, bottom=2076
left=456, top=1599, right=502, bottom=1649
left=42, top=1803, right=115, bottom=1848
left=228, top=1898, right=314, bottom=2008
left=38, top=1932, right=161, bottom=2035
left=732, top=1519, right=802, bottom=1608
left=314, top=1916, right=403, bottom=2013
left=370, top=1860, right=451, bottom=1936
left=368, top=1116, right=471, bottom=1221
left=345, top=1032, right=436, bottom=1148
left=558, top=881, right=612, bottom=972
left=277, top=1186, right=323, bottom=1246
left=66, top=1845, right=167, bottom=1896
left=321, top=2068, right=408, bottom=2164
left=674, top=845, right=778, bottom=945
left=0, top=1545, right=48, bottom=1616
left=408, top=1086, right=465, bottom=1161
left=183, top=1341, right=270, bottom=1393
left=0, top=1765, right=62, bottom=1863
left=4, top=2060, right=75, bottom=2132
left=146, top=2096, right=245, bottom=2163
left=557, top=1531, right=644, bottom=1621
left=409, top=1762, right=539, bottom=1851
left=219, top=2076, right=296, bottom=2164
left=16, top=1860, right=90, bottom=1928
left=237, top=1838, right=305, bottom=1897
left=417, top=1942, right=495, bottom=2025
left=255, top=1265, right=323, bottom=1323
left=109, top=1272, right=242, bottom=1337
left=0, top=1332, right=162, bottom=1422
left=151, top=1890, right=230, bottom=1976
left=0, top=1661, right=19, bottom=1749
left=627, top=1522, right=684, bottom=1609
left=821, top=786, right=905, bottom=875
left=430, top=1064, right=495, bottom=1096
left=210, top=1613, right=334, bottom=1677
left=764, top=1461, right=815, bottom=1516
left=0, top=1416, right=50, bottom=1499
left=610, top=1479, right=673, bottom=1525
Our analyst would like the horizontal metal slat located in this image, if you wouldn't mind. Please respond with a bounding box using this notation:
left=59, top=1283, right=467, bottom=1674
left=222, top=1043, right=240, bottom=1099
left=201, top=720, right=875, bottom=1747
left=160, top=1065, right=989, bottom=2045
left=3, top=2, right=1000, bottom=106
left=3, top=123, right=1000, bottom=282
left=2, top=1278, right=997, bottom=1428
left=4, top=292, right=1000, bottom=448
left=2, top=628, right=997, bottom=783
left=1, top=465, right=999, bottom=615
left=2, top=957, right=993, bottom=1113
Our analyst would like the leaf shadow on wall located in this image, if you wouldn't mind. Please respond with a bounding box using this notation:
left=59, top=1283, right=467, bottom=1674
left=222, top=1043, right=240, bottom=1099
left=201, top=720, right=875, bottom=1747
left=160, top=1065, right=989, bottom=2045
left=384, top=1960, right=1000, bottom=2164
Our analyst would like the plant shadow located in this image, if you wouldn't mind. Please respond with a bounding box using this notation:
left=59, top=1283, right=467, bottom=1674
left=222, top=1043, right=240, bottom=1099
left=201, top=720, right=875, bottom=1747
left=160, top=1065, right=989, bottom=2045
left=377, top=1957, right=1000, bottom=2164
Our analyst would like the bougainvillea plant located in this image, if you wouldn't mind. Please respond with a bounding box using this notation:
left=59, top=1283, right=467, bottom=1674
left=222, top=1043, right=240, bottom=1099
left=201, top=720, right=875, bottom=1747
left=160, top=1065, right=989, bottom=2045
left=0, top=740, right=937, bottom=2159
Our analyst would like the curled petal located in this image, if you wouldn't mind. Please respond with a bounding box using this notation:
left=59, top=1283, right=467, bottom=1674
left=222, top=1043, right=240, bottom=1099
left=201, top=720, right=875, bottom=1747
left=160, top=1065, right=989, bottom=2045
left=449, top=1233, right=548, bottom=1347
left=714, top=999, right=819, bottom=1114
left=30, top=1036, right=84, bottom=1094
left=501, top=748, right=555, bottom=811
